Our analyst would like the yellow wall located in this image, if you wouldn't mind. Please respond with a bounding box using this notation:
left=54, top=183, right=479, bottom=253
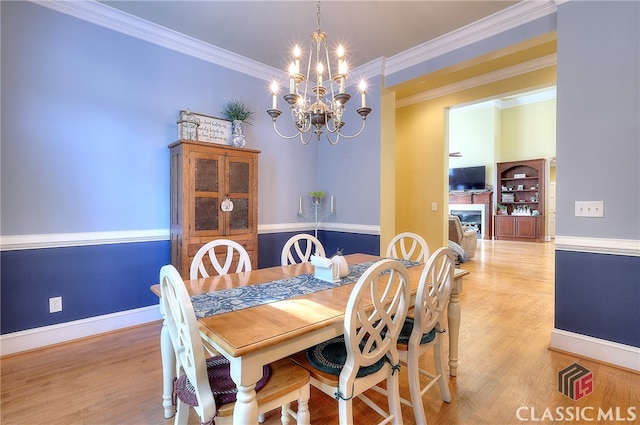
left=394, top=67, right=557, bottom=249
left=500, top=99, right=556, bottom=161
left=449, top=105, right=500, bottom=190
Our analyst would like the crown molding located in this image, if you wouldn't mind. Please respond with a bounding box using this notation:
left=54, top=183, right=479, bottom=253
left=31, top=0, right=556, bottom=83
left=31, top=0, right=282, bottom=81
left=384, top=0, right=558, bottom=77
left=397, top=53, right=556, bottom=108
left=450, top=86, right=556, bottom=112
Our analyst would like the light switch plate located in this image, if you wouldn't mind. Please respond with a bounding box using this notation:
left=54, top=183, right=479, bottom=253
left=575, top=201, right=604, bottom=217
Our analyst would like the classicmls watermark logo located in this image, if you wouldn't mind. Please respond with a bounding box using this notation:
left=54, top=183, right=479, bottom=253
left=558, top=362, right=593, bottom=400
left=515, top=362, right=637, bottom=422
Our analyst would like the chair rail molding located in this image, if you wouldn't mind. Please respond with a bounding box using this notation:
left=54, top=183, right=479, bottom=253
left=0, top=229, right=170, bottom=251
left=555, top=236, right=640, bottom=257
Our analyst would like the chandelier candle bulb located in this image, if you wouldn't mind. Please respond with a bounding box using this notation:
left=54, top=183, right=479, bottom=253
left=317, top=62, right=323, bottom=87
left=271, top=82, right=278, bottom=109
left=360, top=80, right=367, bottom=108
left=289, top=63, right=296, bottom=94
left=294, top=45, right=301, bottom=74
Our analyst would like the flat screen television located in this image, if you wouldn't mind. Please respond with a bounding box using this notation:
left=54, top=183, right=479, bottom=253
left=449, top=165, right=486, bottom=191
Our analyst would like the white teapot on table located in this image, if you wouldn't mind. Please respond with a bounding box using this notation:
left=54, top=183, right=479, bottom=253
left=311, top=249, right=349, bottom=282
left=331, top=248, right=349, bottom=279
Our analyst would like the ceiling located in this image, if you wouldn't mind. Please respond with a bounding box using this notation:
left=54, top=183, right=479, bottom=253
left=99, top=1, right=556, bottom=101
left=100, top=1, right=518, bottom=69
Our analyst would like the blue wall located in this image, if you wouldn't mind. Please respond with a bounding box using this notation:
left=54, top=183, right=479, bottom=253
left=555, top=251, right=640, bottom=347
left=553, top=1, right=640, bottom=349
left=0, top=241, right=169, bottom=334
left=258, top=231, right=380, bottom=269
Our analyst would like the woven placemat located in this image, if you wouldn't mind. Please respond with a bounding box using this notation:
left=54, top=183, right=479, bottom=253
left=397, top=317, right=437, bottom=345
left=175, top=356, right=271, bottom=406
left=306, top=335, right=385, bottom=378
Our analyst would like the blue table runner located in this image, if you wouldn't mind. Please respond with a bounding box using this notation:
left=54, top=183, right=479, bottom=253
left=191, top=259, right=420, bottom=319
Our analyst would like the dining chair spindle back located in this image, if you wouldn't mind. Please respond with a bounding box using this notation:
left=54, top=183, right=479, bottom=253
left=292, top=258, right=411, bottom=425
left=281, top=233, right=326, bottom=266
left=372, top=247, right=455, bottom=425
left=386, top=232, right=430, bottom=263
left=159, top=264, right=311, bottom=425
left=190, top=239, right=252, bottom=280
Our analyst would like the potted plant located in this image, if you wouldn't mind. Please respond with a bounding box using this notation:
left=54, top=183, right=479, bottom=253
left=221, top=99, right=254, bottom=148
left=497, top=204, right=507, bottom=215
left=308, top=191, right=325, bottom=205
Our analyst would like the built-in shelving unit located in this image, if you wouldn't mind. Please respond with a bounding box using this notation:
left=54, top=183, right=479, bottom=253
left=495, top=158, right=545, bottom=242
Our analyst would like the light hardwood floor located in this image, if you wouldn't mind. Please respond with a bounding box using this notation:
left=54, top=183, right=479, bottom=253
left=2, top=241, right=638, bottom=425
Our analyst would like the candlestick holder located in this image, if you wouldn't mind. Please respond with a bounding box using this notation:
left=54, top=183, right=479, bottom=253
left=297, top=195, right=335, bottom=239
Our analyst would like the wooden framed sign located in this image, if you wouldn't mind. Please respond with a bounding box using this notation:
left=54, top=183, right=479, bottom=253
left=181, top=110, right=232, bottom=145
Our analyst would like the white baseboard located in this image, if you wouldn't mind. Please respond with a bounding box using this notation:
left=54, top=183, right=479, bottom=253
left=0, top=306, right=162, bottom=356
left=550, top=328, right=640, bottom=372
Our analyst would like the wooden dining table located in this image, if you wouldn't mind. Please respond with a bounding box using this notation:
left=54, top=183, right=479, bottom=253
left=150, top=253, right=469, bottom=425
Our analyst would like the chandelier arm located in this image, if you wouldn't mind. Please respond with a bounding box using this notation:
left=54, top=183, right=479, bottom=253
left=323, top=38, right=335, bottom=99
left=334, top=117, right=368, bottom=139
left=325, top=132, right=340, bottom=145
left=300, top=132, right=314, bottom=145
left=271, top=120, right=303, bottom=140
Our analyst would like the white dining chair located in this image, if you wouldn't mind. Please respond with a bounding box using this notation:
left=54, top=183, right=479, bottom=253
left=292, top=259, right=411, bottom=425
left=159, top=264, right=311, bottom=425
left=373, top=247, right=455, bottom=425
left=190, top=239, right=252, bottom=280
left=189, top=239, right=252, bottom=358
left=280, top=233, right=326, bottom=266
left=386, top=232, right=430, bottom=263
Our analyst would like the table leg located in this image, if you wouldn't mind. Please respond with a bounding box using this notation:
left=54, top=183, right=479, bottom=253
left=160, top=306, right=176, bottom=418
left=229, top=358, right=261, bottom=425
left=448, top=276, right=463, bottom=377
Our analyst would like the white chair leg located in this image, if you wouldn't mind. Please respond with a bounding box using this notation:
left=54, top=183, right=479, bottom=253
left=296, top=386, right=311, bottom=425
left=174, top=400, right=190, bottom=425
left=408, top=349, right=427, bottom=425
left=279, top=406, right=289, bottom=425
left=434, top=338, right=452, bottom=403
left=386, top=375, right=404, bottom=425
left=338, top=399, right=354, bottom=425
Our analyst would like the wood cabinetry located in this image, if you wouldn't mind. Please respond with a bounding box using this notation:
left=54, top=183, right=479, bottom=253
left=169, top=140, right=259, bottom=278
left=494, top=215, right=543, bottom=240
left=495, top=158, right=545, bottom=242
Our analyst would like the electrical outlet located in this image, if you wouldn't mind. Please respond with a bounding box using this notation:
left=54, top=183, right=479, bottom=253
left=49, top=296, right=62, bottom=313
left=575, top=201, right=604, bottom=217
left=431, top=202, right=438, bottom=211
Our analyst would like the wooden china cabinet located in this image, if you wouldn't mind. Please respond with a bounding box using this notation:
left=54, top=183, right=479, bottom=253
left=494, top=158, right=545, bottom=242
left=169, top=140, right=259, bottom=279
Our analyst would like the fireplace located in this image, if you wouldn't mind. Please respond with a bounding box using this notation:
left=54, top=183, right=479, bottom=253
left=449, top=204, right=488, bottom=239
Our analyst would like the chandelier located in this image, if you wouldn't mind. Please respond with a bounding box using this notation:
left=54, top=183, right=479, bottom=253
left=267, top=1, right=372, bottom=145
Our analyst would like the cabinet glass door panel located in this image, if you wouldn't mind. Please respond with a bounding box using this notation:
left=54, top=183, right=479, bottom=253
left=229, top=198, right=249, bottom=230
left=195, top=197, right=219, bottom=231
left=195, top=158, right=219, bottom=192
left=228, top=161, right=250, bottom=194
